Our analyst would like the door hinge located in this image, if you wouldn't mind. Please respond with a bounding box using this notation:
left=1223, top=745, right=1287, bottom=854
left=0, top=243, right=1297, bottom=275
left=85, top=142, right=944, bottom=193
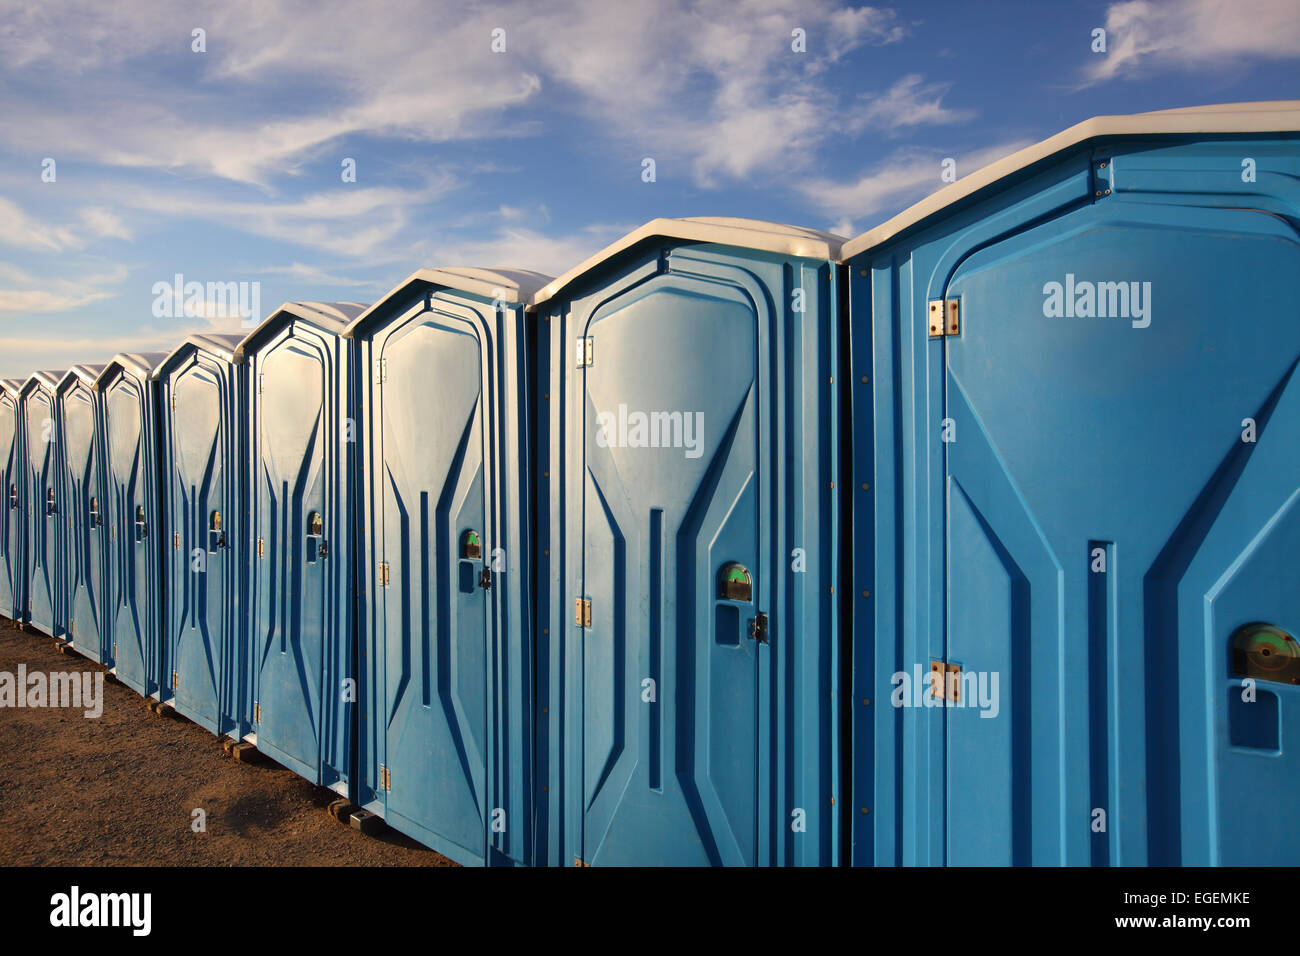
left=253, top=701, right=261, bottom=723
left=575, top=336, right=594, bottom=368
left=378, top=562, right=390, bottom=587
left=170, top=393, right=177, bottom=410
left=928, top=298, right=960, bottom=338
left=69, top=620, right=75, bottom=636
left=929, top=659, right=962, bottom=701
left=173, top=532, right=180, bottom=550
left=172, top=671, right=179, bottom=689
left=257, top=537, right=264, bottom=558
left=112, top=641, right=117, bottom=657
left=257, top=373, right=265, bottom=394
left=380, top=765, right=391, bottom=792
left=575, top=597, right=592, bottom=628
left=375, top=358, right=388, bottom=384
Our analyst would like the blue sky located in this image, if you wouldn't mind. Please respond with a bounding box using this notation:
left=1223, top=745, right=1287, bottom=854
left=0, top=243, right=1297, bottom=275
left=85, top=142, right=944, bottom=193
left=1, top=0, right=1297, bottom=376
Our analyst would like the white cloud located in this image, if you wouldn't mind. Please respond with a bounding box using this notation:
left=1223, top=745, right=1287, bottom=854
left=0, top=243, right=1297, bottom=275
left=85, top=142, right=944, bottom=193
left=1083, top=0, right=1300, bottom=84
left=524, top=0, right=911, bottom=184
left=416, top=223, right=634, bottom=279
left=254, top=262, right=389, bottom=288
left=0, top=262, right=129, bottom=313
left=849, top=74, right=977, bottom=133
left=0, top=197, right=81, bottom=251
left=0, top=0, right=924, bottom=189
left=112, top=177, right=457, bottom=258
left=799, top=139, right=1034, bottom=235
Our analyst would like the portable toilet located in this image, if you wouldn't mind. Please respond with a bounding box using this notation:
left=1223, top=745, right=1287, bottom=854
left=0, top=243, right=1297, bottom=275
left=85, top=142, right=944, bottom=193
left=153, top=334, right=248, bottom=739
left=842, top=101, right=1300, bottom=867
left=0, top=379, right=23, bottom=621
left=234, top=302, right=366, bottom=793
left=55, top=365, right=111, bottom=663
left=344, top=268, right=549, bottom=866
left=19, top=371, right=66, bottom=637
left=532, top=218, right=843, bottom=866
left=96, top=353, right=169, bottom=699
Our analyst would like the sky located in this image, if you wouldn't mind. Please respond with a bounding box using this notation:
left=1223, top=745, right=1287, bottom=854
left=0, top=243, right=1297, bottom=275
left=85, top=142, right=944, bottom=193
left=0, top=0, right=1297, bottom=377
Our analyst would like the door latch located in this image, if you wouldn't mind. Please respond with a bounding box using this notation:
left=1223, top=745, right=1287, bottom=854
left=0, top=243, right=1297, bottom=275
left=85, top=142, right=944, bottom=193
left=478, top=567, right=492, bottom=590
left=749, top=612, right=769, bottom=644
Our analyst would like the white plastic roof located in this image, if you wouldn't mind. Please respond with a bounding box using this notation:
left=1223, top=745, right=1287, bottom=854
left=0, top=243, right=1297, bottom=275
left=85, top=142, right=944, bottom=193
left=343, top=268, right=552, bottom=337
left=841, top=100, right=1300, bottom=260
left=24, top=370, right=66, bottom=393
left=532, top=217, right=844, bottom=308
left=234, top=301, right=368, bottom=359
left=1, top=378, right=23, bottom=396
left=94, top=352, right=169, bottom=389
left=59, top=364, right=108, bottom=390
left=151, top=333, right=246, bottom=379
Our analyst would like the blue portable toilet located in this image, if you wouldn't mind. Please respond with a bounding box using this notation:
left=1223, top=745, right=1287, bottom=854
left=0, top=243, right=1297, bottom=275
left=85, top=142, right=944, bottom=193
left=843, top=101, right=1300, bottom=867
left=153, top=334, right=249, bottom=738
left=345, top=267, right=549, bottom=866
left=19, top=371, right=66, bottom=637
left=0, top=379, right=24, bottom=621
left=95, top=353, right=169, bottom=699
left=234, top=302, right=366, bottom=793
left=55, top=365, right=111, bottom=663
left=532, top=218, right=843, bottom=866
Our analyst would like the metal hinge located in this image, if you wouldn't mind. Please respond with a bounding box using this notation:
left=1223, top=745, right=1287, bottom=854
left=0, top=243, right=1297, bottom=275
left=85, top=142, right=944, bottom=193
left=253, top=701, right=261, bottom=723
left=378, top=562, right=390, bottom=587
left=575, top=597, right=592, bottom=628
left=927, top=298, right=960, bottom=338
left=929, top=659, right=962, bottom=701
left=380, top=765, right=391, bottom=792
left=112, top=642, right=117, bottom=657
left=375, top=358, right=388, bottom=384
left=69, top=621, right=75, bottom=635
left=575, top=336, right=594, bottom=367
left=173, top=532, right=180, bottom=550
left=257, top=537, right=264, bottom=558
left=170, top=393, right=177, bottom=410
left=172, top=671, right=179, bottom=689
left=257, top=373, right=264, bottom=394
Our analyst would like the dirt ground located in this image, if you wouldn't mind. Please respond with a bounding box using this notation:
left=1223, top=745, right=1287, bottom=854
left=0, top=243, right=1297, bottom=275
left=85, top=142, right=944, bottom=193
left=0, top=616, right=453, bottom=866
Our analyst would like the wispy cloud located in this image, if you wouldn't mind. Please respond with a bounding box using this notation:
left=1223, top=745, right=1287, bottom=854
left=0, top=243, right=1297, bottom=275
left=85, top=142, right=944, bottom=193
left=111, top=177, right=458, bottom=259
left=0, top=262, right=129, bottom=313
left=416, top=222, right=635, bottom=279
left=800, top=139, right=1034, bottom=236
left=1082, top=0, right=1300, bottom=85
left=848, top=74, right=977, bottom=134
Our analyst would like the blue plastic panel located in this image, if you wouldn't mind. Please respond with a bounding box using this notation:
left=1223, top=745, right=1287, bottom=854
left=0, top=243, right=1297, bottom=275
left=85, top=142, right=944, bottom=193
left=21, top=382, right=61, bottom=637
left=245, top=319, right=352, bottom=794
left=157, top=346, right=248, bottom=737
left=57, top=378, right=111, bottom=663
left=537, top=241, right=840, bottom=866
left=100, top=367, right=164, bottom=699
left=0, top=389, right=21, bottom=620
left=850, top=133, right=1300, bottom=866
left=352, top=283, right=534, bottom=866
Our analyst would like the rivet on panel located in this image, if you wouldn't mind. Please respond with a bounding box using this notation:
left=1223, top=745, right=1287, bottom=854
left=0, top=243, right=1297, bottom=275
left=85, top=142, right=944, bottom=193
left=862, top=590, right=870, bottom=599
left=861, top=807, right=870, bottom=815
left=861, top=375, right=869, bottom=384
left=861, top=482, right=869, bottom=491
left=858, top=268, right=867, bottom=277
left=863, top=698, right=871, bottom=706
